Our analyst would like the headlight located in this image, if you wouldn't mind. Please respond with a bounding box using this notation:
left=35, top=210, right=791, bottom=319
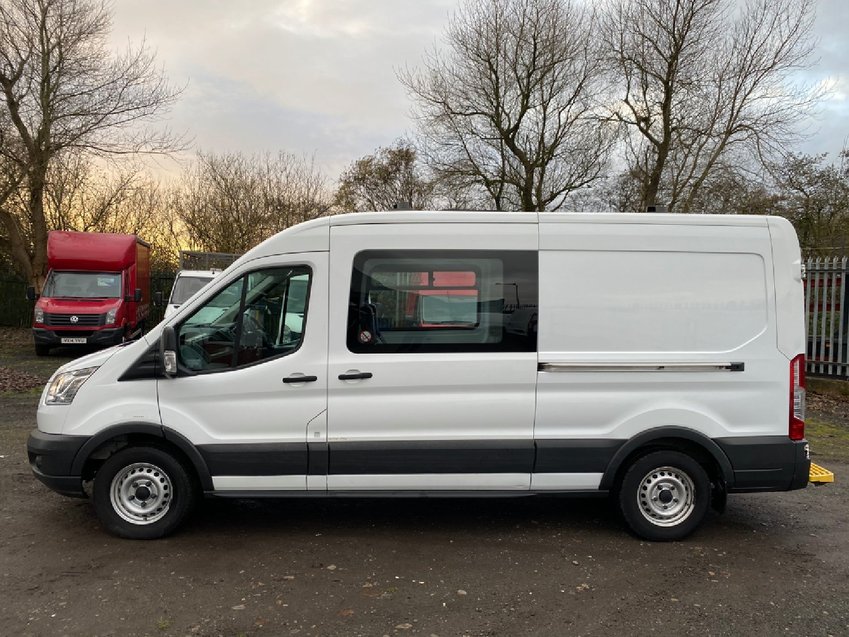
left=34, top=307, right=44, bottom=323
left=45, top=367, right=98, bottom=405
left=105, top=308, right=118, bottom=324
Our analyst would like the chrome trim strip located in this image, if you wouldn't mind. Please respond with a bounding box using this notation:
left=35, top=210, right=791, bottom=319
left=538, top=362, right=744, bottom=373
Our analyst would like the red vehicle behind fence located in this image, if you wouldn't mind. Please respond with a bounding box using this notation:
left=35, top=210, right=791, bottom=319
left=28, top=231, right=151, bottom=356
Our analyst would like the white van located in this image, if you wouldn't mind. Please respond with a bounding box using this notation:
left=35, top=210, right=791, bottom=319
left=28, top=212, right=818, bottom=540
left=163, top=269, right=219, bottom=318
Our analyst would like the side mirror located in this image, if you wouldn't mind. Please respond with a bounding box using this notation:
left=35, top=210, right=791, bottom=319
left=134, top=288, right=143, bottom=303
left=26, top=286, right=37, bottom=301
left=160, top=325, right=178, bottom=377
left=154, top=290, right=163, bottom=306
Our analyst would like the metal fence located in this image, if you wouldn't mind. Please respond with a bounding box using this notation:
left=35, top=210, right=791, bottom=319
left=805, top=257, right=849, bottom=379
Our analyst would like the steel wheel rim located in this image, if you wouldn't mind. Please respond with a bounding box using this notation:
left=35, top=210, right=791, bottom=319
left=110, top=462, right=173, bottom=525
left=636, top=465, right=696, bottom=528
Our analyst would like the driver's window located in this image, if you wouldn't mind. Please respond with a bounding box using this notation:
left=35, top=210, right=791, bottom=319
left=176, top=266, right=311, bottom=372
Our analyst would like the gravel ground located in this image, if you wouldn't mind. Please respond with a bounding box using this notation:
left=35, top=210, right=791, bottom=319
left=1, top=329, right=847, bottom=636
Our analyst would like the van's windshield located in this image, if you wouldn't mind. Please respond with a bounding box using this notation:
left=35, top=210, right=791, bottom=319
left=170, top=276, right=215, bottom=305
left=42, top=271, right=121, bottom=299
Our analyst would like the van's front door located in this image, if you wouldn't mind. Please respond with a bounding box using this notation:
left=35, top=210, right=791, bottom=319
left=326, top=222, right=539, bottom=491
left=157, top=253, right=328, bottom=492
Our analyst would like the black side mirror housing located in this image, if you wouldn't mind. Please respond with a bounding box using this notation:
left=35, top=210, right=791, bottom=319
left=154, top=290, right=163, bottom=306
left=134, top=288, right=142, bottom=303
left=26, top=286, right=37, bottom=301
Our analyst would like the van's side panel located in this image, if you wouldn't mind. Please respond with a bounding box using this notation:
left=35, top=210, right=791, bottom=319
left=534, top=217, right=793, bottom=491
left=326, top=222, right=539, bottom=491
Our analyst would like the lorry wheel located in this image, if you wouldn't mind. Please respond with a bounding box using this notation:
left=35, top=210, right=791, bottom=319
left=34, top=345, right=50, bottom=357
left=93, top=446, right=196, bottom=539
left=617, top=450, right=710, bottom=541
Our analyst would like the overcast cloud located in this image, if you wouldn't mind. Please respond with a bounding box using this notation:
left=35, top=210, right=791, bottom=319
left=109, top=0, right=849, bottom=182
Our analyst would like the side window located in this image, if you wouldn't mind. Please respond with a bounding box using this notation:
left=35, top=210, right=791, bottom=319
left=347, top=250, right=538, bottom=353
left=177, top=266, right=311, bottom=372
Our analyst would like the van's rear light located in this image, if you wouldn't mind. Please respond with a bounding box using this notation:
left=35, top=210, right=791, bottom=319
left=789, top=354, right=806, bottom=441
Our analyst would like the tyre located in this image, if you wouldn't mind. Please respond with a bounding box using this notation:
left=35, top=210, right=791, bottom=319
left=618, top=450, right=711, bottom=541
left=34, top=344, right=50, bottom=356
left=93, top=446, right=197, bottom=539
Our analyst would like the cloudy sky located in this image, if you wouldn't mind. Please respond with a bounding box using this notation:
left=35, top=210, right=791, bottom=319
left=109, top=0, right=849, bottom=183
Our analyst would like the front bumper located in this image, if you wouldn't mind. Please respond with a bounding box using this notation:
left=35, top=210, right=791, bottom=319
left=33, top=327, right=124, bottom=348
left=27, top=429, right=89, bottom=497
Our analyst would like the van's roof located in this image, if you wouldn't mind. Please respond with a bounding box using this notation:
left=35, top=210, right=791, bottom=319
left=174, top=270, right=220, bottom=278
left=236, top=211, right=775, bottom=266
left=323, top=210, right=770, bottom=226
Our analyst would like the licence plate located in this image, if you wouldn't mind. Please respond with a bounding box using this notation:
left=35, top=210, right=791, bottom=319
left=60, top=337, right=87, bottom=344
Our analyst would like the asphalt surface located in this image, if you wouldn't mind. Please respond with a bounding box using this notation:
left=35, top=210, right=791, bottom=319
left=1, top=388, right=847, bottom=637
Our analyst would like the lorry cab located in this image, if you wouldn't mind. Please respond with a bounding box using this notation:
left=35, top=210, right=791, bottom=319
left=27, top=212, right=823, bottom=541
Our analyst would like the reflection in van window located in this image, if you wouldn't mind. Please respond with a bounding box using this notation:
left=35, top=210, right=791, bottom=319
left=348, top=250, right=538, bottom=354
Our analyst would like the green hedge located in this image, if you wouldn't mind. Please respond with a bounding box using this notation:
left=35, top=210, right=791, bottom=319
left=0, top=277, right=33, bottom=327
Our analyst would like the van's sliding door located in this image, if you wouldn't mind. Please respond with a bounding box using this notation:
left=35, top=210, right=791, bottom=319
left=326, top=221, right=539, bottom=491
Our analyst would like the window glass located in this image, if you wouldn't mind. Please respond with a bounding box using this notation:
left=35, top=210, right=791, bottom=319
left=177, top=266, right=311, bottom=372
left=43, top=271, right=122, bottom=298
left=348, top=250, right=538, bottom=353
left=169, top=275, right=215, bottom=305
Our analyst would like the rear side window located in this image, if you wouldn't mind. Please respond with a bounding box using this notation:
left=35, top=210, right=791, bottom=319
left=348, top=250, right=538, bottom=353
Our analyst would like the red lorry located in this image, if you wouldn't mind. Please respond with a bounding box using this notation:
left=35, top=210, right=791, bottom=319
left=28, top=231, right=151, bottom=356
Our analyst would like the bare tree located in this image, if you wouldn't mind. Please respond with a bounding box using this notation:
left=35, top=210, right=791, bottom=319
left=770, top=151, right=849, bottom=257
left=173, top=151, right=329, bottom=254
left=335, top=140, right=434, bottom=212
left=0, top=0, right=182, bottom=288
left=602, top=0, right=820, bottom=212
left=400, top=0, right=614, bottom=212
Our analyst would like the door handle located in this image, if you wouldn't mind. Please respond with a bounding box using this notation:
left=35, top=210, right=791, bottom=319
left=338, top=371, right=373, bottom=381
left=282, top=374, right=318, bottom=384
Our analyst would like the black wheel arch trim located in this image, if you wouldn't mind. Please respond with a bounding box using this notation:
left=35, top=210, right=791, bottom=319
left=69, top=422, right=214, bottom=491
left=598, top=426, right=734, bottom=491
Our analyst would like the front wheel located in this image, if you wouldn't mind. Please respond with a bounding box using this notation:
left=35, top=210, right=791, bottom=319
left=617, top=450, right=710, bottom=541
left=93, top=446, right=196, bottom=539
left=34, top=344, right=50, bottom=356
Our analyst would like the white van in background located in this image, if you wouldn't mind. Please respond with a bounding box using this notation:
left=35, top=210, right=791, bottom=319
left=163, top=270, right=219, bottom=318
left=27, top=211, right=829, bottom=541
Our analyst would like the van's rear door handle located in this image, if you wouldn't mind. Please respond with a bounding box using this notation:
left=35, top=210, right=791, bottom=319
left=282, top=374, right=318, bottom=383
left=338, top=371, right=373, bottom=380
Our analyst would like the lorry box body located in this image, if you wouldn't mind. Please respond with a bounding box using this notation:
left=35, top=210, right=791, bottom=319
left=27, top=212, right=816, bottom=540
left=31, top=231, right=150, bottom=355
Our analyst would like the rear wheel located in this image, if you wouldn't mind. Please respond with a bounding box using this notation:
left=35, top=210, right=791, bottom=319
left=618, top=450, right=710, bottom=541
left=93, top=446, right=196, bottom=539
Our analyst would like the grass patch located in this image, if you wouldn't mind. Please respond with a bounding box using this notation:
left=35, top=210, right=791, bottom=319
left=809, top=377, right=849, bottom=399
left=807, top=416, right=849, bottom=462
